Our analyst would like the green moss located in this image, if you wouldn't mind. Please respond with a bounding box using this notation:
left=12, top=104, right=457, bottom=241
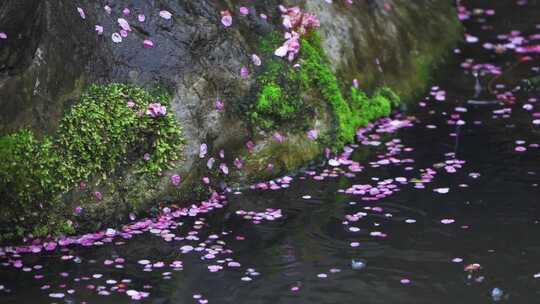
left=256, top=84, right=282, bottom=112
left=250, top=34, right=314, bottom=131
left=301, top=33, right=399, bottom=147
left=0, top=83, right=185, bottom=240
left=251, top=32, right=401, bottom=149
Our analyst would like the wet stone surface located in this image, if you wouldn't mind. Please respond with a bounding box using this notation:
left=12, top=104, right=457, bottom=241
left=0, top=0, right=461, bottom=230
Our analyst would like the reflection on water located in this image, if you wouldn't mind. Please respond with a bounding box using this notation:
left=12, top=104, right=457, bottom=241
left=1, top=0, right=540, bottom=303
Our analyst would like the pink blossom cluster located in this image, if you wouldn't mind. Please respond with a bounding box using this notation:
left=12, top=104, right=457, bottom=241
left=274, top=6, right=320, bottom=62
left=279, top=6, right=320, bottom=35
left=275, top=32, right=301, bottom=62
left=146, top=103, right=167, bottom=118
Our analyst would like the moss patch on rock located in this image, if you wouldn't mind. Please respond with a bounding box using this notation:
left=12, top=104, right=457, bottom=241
left=249, top=33, right=314, bottom=131
left=0, top=83, right=184, bottom=241
left=251, top=32, right=400, bottom=149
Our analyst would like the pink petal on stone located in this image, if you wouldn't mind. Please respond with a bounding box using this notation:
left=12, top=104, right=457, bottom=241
left=240, top=66, right=249, bottom=78
left=111, top=33, right=122, bottom=43
left=77, top=7, right=86, bottom=19
left=143, top=39, right=154, bottom=48
left=138, top=14, right=146, bottom=22
left=160, top=10, right=172, bottom=20
left=251, top=54, right=262, bottom=66
left=307, top=129, right=318, bottom=140
left=118, top=18, right=131, bottom=31
left=246, top=141, right=255, bottom=152
left=220, top=163, right=229, bottom=175
left=234, top=158, right=243, bottom=169
left=207, top=157, right=215, bottom=169
left=221, top=14, right=233, bottom=27
left=215, top=99, right=224, bottom=111
left=199, top=143, right=208, bottom=158
left=171, top=175, right=181, bottom=186
left=273, top=132, right=284, bottom=143
left=95, top=25, right=103, bottom=35
left=94, top=191, right=102, bottom=201
left=0, top=32, right=7, bottom=39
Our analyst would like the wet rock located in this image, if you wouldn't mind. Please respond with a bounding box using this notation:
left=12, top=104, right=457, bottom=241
left=0, top=0, right=461, bottom=233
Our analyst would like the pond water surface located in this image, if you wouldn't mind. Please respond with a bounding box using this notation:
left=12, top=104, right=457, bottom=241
left=2, top=0, right=540, bottom=303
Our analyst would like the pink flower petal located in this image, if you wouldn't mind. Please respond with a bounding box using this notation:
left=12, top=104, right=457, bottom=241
left=159, top=10, right=172, bottom=20
left=273, top=132, right=284, bottom=143
left=215, top=99, right=224, bottom=111
left=220, top=163, right=229, bottom=175
left=143, top=39, right=154, bottom=48
left=221, top=11, right=233, bottom=27
left=234, top=158, right=243, bottom=169
left=240, top=66, right=249, bottom=78
left=199, top=143, right=208, bottom=158
left=307, top=129, right=318, bottom=140
left=274, top=45, right=288, bottom=57
left=95, top=25, right=103, bottom=35
left=251, top=54, right=262, bottom=66
left=118, top=18, right=131, bottom=31
left=77, top=7, right=86, bottom=19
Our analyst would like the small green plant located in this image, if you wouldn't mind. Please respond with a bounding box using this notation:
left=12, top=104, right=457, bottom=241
left=0, top=83, right=184, bottom=240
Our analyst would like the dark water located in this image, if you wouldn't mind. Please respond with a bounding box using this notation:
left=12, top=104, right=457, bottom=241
left=2, top=0, right=540, bottom=303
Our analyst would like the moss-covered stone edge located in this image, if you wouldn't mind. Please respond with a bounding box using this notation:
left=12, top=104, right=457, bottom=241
left=248, top=31, right=400, bottom=149
left=0, top=83, right=185, bottom=241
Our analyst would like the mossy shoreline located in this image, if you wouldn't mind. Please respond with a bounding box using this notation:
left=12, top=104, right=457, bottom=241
left=0, top=21, right=460, bottom=243
left=0, top=84, right=185, bottom=241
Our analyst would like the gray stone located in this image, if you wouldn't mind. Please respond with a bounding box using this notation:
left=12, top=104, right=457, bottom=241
left=0, top=0, right=461, bottom=231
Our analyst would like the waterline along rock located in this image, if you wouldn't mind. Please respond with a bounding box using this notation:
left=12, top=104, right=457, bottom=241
left=0, top=0, right=461, bottom=240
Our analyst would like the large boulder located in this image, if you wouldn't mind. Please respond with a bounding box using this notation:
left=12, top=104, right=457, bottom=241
left=0, top=0, right=461, bottom=237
